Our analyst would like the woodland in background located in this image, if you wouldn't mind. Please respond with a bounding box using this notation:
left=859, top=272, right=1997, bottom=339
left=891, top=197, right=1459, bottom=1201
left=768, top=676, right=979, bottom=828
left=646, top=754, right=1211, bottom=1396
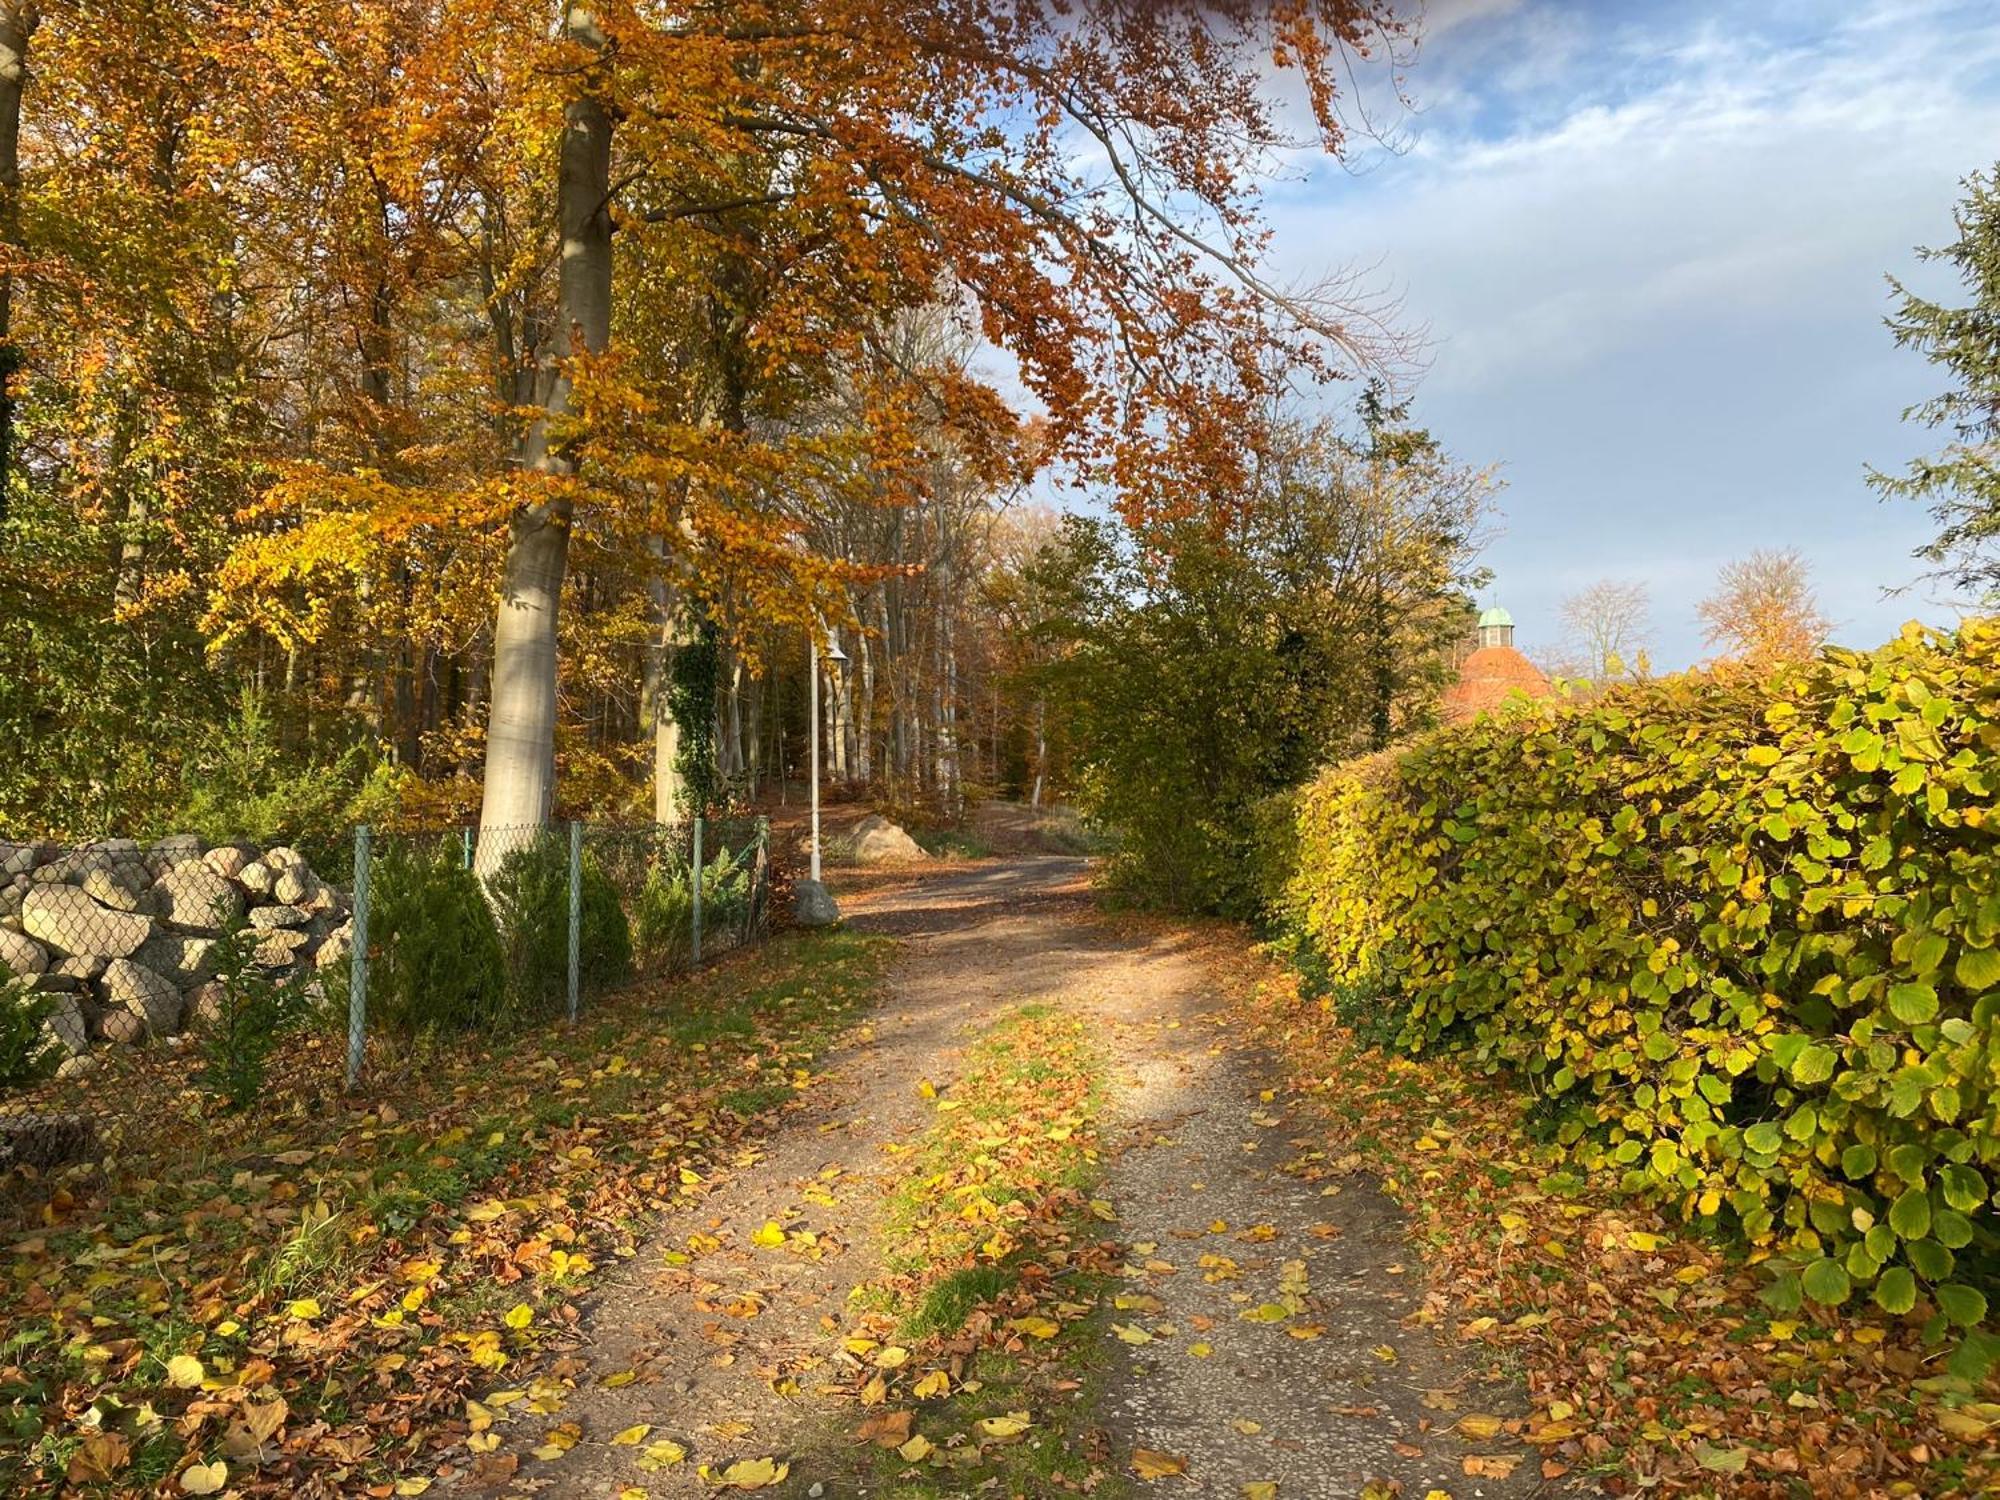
left=0, top=0, right=1420, bottom=847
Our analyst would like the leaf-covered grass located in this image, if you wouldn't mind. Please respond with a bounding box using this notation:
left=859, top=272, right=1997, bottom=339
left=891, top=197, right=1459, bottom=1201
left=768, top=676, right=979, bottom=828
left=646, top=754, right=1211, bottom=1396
left=0, top=928, right=893, bottom=1495
left=825, top=1004, right=1133, bottom=1498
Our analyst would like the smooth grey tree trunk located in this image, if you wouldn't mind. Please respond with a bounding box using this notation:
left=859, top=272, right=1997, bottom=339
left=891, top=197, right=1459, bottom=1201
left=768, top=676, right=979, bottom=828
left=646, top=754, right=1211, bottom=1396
left=477, top=2, right=612, bottom=855
left=0, top=2, right=35, bottom=515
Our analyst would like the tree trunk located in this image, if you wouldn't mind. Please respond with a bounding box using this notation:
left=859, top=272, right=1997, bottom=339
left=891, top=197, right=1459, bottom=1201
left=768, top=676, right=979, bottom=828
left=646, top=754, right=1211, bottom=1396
left=477, top=3, right=611, bottom=852
left=0, top=2, right=35, bottom=516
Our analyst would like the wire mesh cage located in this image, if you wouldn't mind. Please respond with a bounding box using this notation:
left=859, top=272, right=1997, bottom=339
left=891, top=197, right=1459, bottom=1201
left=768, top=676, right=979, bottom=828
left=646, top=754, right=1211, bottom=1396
left=0, top=816, right=771, bottom=1207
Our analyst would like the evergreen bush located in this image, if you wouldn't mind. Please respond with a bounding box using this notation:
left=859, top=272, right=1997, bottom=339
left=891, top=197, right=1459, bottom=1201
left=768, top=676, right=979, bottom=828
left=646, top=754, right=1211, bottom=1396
left=365, top=842, right=510, bottom=1032
left=487, top=838, right=632, bottom=1012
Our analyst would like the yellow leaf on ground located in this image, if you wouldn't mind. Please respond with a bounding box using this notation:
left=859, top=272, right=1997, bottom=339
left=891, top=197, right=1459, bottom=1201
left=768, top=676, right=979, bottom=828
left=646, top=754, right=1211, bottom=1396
left=898, top=1434, right=934, bottom=1462
left=181, top=1462, right=228, bottom=1495
left=504, top=1303, right=534, bottom=1330
left=620, top=1490, right=648, bottom=1500
left=636, top=1440, right=687, bottom=1471
left=874, top=1346, right=911, bottom=1369
left=1244, top=1484, right=1278, bottom=1500
left=977, top=1413, right=1032, bottom=1440
left=394, top=1480, right=432, bottom=1496
left=918, top=1079, right=937, bottom=1098
left=1188, top=1342, right=1214, bottom=1358
left=912, top=1370, right=950, bottom=1399
left=1231, top=1420, right=1262, bottom=1436
left=1456, top=1414, right=1504, bottom=1440
left=750, top=1222, right=787, bottom=1249
left=1133, top=1449, right=1188, bottom=1480
left=1463, top=1455, right=1521, bottom=1479
left=705, top=1457, right=789, bottom=1489
left=287, top=1298, right=322, bottom=1320
left=1010, top=1316, right=1060, bottom=1339
left=1112, top=1323, right=1154, bottom=1345
left=603, top=1370, right=637, bottom=1388
left=165, top=1355, right=205, bottom=1389
left=612, top=1424, right=651, bottom=1446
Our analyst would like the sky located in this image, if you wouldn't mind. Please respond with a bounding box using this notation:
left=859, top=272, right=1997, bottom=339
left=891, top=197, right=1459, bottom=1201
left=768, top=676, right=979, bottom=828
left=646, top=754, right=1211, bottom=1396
left=1260, top=0, right=2000, bottom=669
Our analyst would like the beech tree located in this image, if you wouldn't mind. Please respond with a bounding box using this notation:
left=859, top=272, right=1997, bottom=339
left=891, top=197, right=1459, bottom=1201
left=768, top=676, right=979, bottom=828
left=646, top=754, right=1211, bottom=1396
left=1698, top=547, right=1829, bottom=669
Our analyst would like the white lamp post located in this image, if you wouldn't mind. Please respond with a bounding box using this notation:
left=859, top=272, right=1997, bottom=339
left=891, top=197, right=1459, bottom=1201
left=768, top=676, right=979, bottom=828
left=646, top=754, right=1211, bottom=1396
left=800, top=628, right=848, bottom=924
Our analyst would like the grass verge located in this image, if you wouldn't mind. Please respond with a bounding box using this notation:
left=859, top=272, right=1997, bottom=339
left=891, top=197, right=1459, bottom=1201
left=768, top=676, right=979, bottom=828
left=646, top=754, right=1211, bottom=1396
left=829, top=1004, right=1133, bottom=1499
left=0, top=929, right=892, bottom=1496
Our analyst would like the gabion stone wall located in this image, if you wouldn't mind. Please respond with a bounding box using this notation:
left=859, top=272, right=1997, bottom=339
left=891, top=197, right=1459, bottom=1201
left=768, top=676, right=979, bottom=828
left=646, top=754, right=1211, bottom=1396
left=0, top=837, right=351, bottom=1076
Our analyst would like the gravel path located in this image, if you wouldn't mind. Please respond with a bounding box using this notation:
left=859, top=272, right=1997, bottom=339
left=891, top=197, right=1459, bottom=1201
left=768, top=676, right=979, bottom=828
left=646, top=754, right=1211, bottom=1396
left=454, top=856, right=1549, bottom=1499
left=1089, top=978, right=1549, bottom=1497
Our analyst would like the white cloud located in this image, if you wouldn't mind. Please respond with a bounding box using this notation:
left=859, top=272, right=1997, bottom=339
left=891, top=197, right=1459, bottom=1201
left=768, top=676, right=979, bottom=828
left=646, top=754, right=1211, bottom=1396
left=1260, top=0, right=2000, bottom=666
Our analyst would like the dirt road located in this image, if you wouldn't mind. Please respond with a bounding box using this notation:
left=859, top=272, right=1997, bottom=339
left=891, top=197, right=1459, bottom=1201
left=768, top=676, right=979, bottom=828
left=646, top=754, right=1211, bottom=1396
left=467, top=857, right=1544, bottom=1498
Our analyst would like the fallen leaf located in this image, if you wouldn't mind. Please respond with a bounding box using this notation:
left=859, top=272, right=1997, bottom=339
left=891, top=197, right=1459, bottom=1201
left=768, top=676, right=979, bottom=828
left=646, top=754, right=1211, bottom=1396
left=1133, top=1448, right=1189, bottom=1480
left=181, top=1461, right=229, bottom=1495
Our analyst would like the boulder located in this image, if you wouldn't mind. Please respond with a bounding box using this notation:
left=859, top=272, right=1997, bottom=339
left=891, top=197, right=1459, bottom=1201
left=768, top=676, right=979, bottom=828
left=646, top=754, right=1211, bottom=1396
left=39, top=993, right=88, bottom=1057
left=248, top=903, right=309, bottom=930
left=794, top=879, right=841, bottom=927
left=134, top=933, right=216, bottom=986
left=849, top=814, right=929, bottom=865
left=148, top=833, right=204, bottom=867
left=315, top=922, right=353, bottom=970
left=82, top=863, right=152, bottom=913
left=35, top=849, right=105, bottom=884
left=22, top=885, right=154, bottom=959
left=253, top=928, right=311, bottom=966
left=263, top=845, right=306, bottom=873
left=237, top=860, right=276, bottom=897
left=52, top=953, right=106, bottom=982
left=95, top=1006, right=147, bottom=1045
left=154, top=864, right=244, bottom=930
left=101, top=958, right=183, bottom=1036
left=203, top=845, right=251, bottom=880
left=27, top=972, right=84, bottom=994
left=55, top=1053, right=101, bottom=1081
left=272, top=868, right=318, bottom=906
left=184, top=981, right=227, bottom=1030
left=0, top=842, right=37, bottom=879
left=0, top=927, right=48, bottom=978
left=0, top=884, right=25, bottom=919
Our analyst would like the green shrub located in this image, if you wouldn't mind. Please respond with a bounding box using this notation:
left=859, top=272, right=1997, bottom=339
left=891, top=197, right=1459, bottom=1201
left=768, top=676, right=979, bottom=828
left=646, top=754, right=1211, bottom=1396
left=1287, top=620, right=2000, bottom=1362
left=195, top=916, right=314, bottom=1108
left=487, top=838, right=632, bottom=1012
left=633, top=864, right=693, bottom=972
left=175, top=691, right=406, bottom=869
left=365, top=843, right=510, bottom=1032
left=0, top=971, right=59, bottom=1088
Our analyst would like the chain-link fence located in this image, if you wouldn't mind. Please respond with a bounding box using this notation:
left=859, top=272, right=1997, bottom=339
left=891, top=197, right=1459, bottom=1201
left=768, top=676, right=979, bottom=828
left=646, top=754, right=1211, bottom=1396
left=0, top=817, right=770, bottom=1190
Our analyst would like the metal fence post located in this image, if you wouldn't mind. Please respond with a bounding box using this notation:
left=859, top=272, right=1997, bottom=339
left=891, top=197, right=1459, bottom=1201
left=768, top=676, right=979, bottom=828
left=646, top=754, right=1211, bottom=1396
left=691, top=815, right=704, bottom=968
left=753, top=816, right=770, bottom=938
left=346, top=824, right=371, bottom=1089
left=462, top=826, right=473, bottom=869
left=567, top=820, right=582, bottom=1022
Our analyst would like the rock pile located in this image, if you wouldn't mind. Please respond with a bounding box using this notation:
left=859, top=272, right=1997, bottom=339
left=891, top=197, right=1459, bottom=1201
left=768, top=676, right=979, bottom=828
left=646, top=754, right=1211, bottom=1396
left=0, top=837, right=352, bottom=1076
left=848, top=813, right=930, bottom=865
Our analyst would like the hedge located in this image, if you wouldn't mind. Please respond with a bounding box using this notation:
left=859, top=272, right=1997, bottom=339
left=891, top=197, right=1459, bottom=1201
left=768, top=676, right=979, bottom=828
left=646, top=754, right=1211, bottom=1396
left=1283, top=620, right=2000, bottom=1353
